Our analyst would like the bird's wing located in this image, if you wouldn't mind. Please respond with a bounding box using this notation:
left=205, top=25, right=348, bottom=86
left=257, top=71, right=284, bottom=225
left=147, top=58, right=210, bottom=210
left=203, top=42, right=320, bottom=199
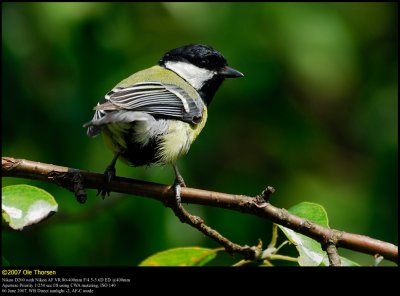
left=95, top=82, right=204, bottom=124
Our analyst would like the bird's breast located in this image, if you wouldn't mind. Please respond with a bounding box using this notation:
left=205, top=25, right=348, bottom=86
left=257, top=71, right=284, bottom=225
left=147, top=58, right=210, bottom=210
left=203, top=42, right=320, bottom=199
left=156, top=107, right=208, bottom=164
left=102, top=107, right=208, bottom=166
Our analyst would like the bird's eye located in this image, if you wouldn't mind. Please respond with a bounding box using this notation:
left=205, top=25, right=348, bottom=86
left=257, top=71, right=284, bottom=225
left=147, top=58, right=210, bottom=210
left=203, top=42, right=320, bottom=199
left=200, top=60, right=207, bottom=65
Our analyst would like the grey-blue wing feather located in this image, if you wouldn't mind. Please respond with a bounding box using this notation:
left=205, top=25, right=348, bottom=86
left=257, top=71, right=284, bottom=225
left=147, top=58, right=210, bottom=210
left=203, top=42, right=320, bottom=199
left=84, top=82, right=204, bottom=137
left=103, top=82, right=202, bottom=121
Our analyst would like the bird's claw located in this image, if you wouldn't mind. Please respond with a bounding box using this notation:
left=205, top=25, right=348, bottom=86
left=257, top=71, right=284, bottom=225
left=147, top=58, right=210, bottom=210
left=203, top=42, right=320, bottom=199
left=173, top=183, right=182, bottom=204
left=96, top=188, right=110, bottom=199
left=104, top=164, right=116, bottom=184
left=173, top=178, right=186, bottom=205
left=97, top=164, right=116, bottom=199
left=176, top=178, right=186, bottom=188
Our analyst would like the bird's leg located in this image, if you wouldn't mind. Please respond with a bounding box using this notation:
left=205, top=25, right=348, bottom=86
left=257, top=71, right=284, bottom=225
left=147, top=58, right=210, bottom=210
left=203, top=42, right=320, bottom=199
left=104, top=152, right=120, bottom=183
left=97, top=151, right=120, bottom=198
left=172, top=164, right=186, bottom=204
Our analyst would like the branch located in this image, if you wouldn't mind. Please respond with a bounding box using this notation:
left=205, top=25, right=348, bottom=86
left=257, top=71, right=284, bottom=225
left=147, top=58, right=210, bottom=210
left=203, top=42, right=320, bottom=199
left=166, top=198, right=260, bottom=259
left=322, top=229, right=343, bottom=266
left=2, top=157, right=398, bottom=264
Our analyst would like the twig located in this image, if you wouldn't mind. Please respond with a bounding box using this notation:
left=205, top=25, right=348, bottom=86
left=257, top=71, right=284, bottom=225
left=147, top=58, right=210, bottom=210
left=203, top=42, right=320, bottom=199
left=268, top=254, right=299, bottom=263
left=323, top=229, right=343, bottom=266
left=260, top=260, right=273, bottom=266
left=325, top=244, right=341, bottom=266
left=255, top=186, right=275, bottom=204
left=274, top=240, right=290, bottom=254
left=2, top=157, right=398, bottom=264
left=165, top=197, right=261, bottom=259
left=373, top=254, right=384, bottom=266
left=232, top=259, right=251, bottom=267
left=267, top=223, right=278, bottom=250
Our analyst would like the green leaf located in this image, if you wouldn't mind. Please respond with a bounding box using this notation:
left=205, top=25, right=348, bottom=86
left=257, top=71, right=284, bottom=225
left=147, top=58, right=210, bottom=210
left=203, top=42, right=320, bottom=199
left=338, top=256, right=360, bottom=266
left=2, top=256, right=10, bottom=267
left=288, top=202, right=329, bottom=227
left=278, top=202, right=329, bottom=266
left=2, top=185, right=58, bottom=230
left=139, top=247, right=218, bottom=266
left=320, top=255, right=360, bottom=266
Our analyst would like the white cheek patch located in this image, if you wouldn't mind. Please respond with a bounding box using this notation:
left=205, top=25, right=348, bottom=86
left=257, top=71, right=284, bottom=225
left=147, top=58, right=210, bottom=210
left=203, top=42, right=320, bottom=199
left=165, top=61, right=215, bottom=90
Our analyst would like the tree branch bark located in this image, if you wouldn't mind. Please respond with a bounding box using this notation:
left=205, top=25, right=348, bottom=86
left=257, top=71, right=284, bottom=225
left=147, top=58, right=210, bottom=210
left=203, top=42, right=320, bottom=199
left=2, top=157, right=398, bottom=264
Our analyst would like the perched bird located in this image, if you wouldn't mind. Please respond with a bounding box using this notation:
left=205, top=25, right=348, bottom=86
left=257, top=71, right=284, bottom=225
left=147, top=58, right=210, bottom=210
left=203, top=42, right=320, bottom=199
left=83, top=44, right=243, bottom=201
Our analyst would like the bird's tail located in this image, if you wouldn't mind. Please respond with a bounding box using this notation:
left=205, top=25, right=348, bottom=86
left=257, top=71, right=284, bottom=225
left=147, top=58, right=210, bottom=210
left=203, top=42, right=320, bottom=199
left=83, top=120, right=103, bottom=137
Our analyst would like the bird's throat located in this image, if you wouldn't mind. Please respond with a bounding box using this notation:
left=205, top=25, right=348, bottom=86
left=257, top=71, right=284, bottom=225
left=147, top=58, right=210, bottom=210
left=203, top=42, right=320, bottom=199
left=199, top=76, right=225, bottom=106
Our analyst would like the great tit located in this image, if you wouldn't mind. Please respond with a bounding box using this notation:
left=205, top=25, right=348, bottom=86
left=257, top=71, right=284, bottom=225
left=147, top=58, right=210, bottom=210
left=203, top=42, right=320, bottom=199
left=83, top=44, right=243, bottom=201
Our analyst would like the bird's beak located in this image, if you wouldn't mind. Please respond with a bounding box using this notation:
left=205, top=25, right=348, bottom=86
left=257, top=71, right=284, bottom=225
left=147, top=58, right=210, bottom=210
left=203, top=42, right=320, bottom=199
left=219, top=66, right=244, bottom=78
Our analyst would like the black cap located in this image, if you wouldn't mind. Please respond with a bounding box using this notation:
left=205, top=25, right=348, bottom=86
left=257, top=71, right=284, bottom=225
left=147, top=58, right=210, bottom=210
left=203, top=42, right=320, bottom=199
left=159, top=44, right=229, bottom=72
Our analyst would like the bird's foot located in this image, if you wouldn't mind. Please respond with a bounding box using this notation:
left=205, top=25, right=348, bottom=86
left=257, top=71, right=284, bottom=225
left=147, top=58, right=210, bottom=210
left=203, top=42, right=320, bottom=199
left=97, top=164, right=116, bottom=199
left=173, top=177, right=186, bottom=205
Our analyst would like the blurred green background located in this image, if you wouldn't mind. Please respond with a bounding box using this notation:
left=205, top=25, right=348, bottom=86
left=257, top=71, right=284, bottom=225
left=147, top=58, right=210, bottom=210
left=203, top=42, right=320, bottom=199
left=2, top=2, right=397, bottom=266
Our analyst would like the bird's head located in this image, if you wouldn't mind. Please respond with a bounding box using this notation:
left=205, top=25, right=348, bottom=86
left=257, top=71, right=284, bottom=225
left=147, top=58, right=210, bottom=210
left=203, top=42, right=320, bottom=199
left=159, top=44, right=243, bottom=105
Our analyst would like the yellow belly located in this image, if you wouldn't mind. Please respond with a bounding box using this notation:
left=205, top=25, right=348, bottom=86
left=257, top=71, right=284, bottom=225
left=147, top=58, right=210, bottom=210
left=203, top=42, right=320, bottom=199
left=101, top=107, right=208, bottom=166
left=156, top=108, right=208, bottom=164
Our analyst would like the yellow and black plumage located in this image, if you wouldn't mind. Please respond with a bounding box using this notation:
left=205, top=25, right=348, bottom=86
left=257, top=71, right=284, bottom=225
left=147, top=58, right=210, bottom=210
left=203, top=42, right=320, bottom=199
left=83, top=44, right=243, bottom=200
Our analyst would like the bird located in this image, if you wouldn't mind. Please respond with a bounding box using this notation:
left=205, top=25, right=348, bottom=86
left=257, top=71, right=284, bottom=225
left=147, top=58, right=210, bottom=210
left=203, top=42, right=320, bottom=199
left=83, top=44, right=243, bottom=202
